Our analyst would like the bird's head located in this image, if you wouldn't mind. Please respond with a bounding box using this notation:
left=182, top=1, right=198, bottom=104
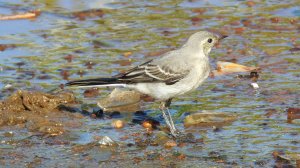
left=184, top=31, right=227, bottom=57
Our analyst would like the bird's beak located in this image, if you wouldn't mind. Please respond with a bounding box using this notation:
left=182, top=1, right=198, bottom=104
left=218, top=35, right=228, bottom=41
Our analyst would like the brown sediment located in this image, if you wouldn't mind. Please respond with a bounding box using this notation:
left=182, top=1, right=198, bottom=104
left=72, top=9, right=104, bottom=20
left=0, top=90, right=77, bottom=136
left=0, top=44, right=16, bottom=51
left=287, top=107, right=300, bottom=123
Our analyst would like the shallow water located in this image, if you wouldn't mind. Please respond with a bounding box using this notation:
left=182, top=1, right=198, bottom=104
left=0, top=0, right=299, bottom=167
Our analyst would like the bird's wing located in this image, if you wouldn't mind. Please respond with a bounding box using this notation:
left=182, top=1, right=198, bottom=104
left=114, top=59, right=189, bottom=85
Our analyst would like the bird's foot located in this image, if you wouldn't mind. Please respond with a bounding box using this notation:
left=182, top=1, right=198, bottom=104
left=169, top=128, right=181, bottom=138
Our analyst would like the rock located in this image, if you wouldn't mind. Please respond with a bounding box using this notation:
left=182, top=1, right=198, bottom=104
left=97, top=88, right=141, bottom=112
left=273, top=151, right=300, bottom=167
left=184, top=111, right=237, bottom=127
left=98, top=136, right=117, bottom=146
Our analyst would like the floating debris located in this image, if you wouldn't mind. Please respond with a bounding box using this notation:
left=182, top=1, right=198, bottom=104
left=0, top=10, right=41, bottom=20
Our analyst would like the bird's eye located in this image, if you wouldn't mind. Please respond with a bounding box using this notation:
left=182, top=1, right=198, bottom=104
left=207, top=38, right=213, bottom=43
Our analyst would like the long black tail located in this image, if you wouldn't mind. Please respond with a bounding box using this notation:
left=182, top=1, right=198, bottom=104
left=65, top=77, right=121, bottom=87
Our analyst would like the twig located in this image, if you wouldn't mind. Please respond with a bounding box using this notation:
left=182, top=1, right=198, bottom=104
left=0, top=10, right=41, bottom=20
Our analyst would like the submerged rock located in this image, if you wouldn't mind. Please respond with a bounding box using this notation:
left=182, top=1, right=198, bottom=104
left=184, top=111, right=237, bottom=127
left=97, top=88, right=141, bottom=112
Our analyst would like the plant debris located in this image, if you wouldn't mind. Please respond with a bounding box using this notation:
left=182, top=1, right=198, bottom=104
left=0, top=10, right=41, bottom=20
left=211, top=61, right=260, bottom=77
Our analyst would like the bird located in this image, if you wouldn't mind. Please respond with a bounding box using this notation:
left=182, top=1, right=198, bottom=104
left=66, top=31, right=227, bottom=137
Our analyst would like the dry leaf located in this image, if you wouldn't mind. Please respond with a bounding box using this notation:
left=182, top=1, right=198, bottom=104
left=211, top=61, right=259, bottom=77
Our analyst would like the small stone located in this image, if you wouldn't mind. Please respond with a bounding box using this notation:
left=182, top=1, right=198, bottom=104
left=97, top=88, right=141, bottom=112
left=250, top=82, right=259, bottom=89
left=3, top=84, right=12, bottom=89
left=142, top=121, right=153, bottom=129
left=164, top=140, right=177, bottom=148
left=111, top=120, right=125, bottom=129
left=98, top=136, right=116, bottom=146
left=123, top=51, right=132, bottom=57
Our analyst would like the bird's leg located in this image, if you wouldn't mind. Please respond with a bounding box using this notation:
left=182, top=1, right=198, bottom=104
left=160, top=102, right=172, bottom=132
left=165, top=99, right=176, bottom=131
left=160, top=99, right=179, bottom=137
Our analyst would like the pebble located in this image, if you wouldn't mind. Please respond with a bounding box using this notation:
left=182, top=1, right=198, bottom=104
left=250, top=82, right=259, bottom=89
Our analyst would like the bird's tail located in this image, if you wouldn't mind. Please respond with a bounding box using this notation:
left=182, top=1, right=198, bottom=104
left=65, top=77, right=126, bottom=88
